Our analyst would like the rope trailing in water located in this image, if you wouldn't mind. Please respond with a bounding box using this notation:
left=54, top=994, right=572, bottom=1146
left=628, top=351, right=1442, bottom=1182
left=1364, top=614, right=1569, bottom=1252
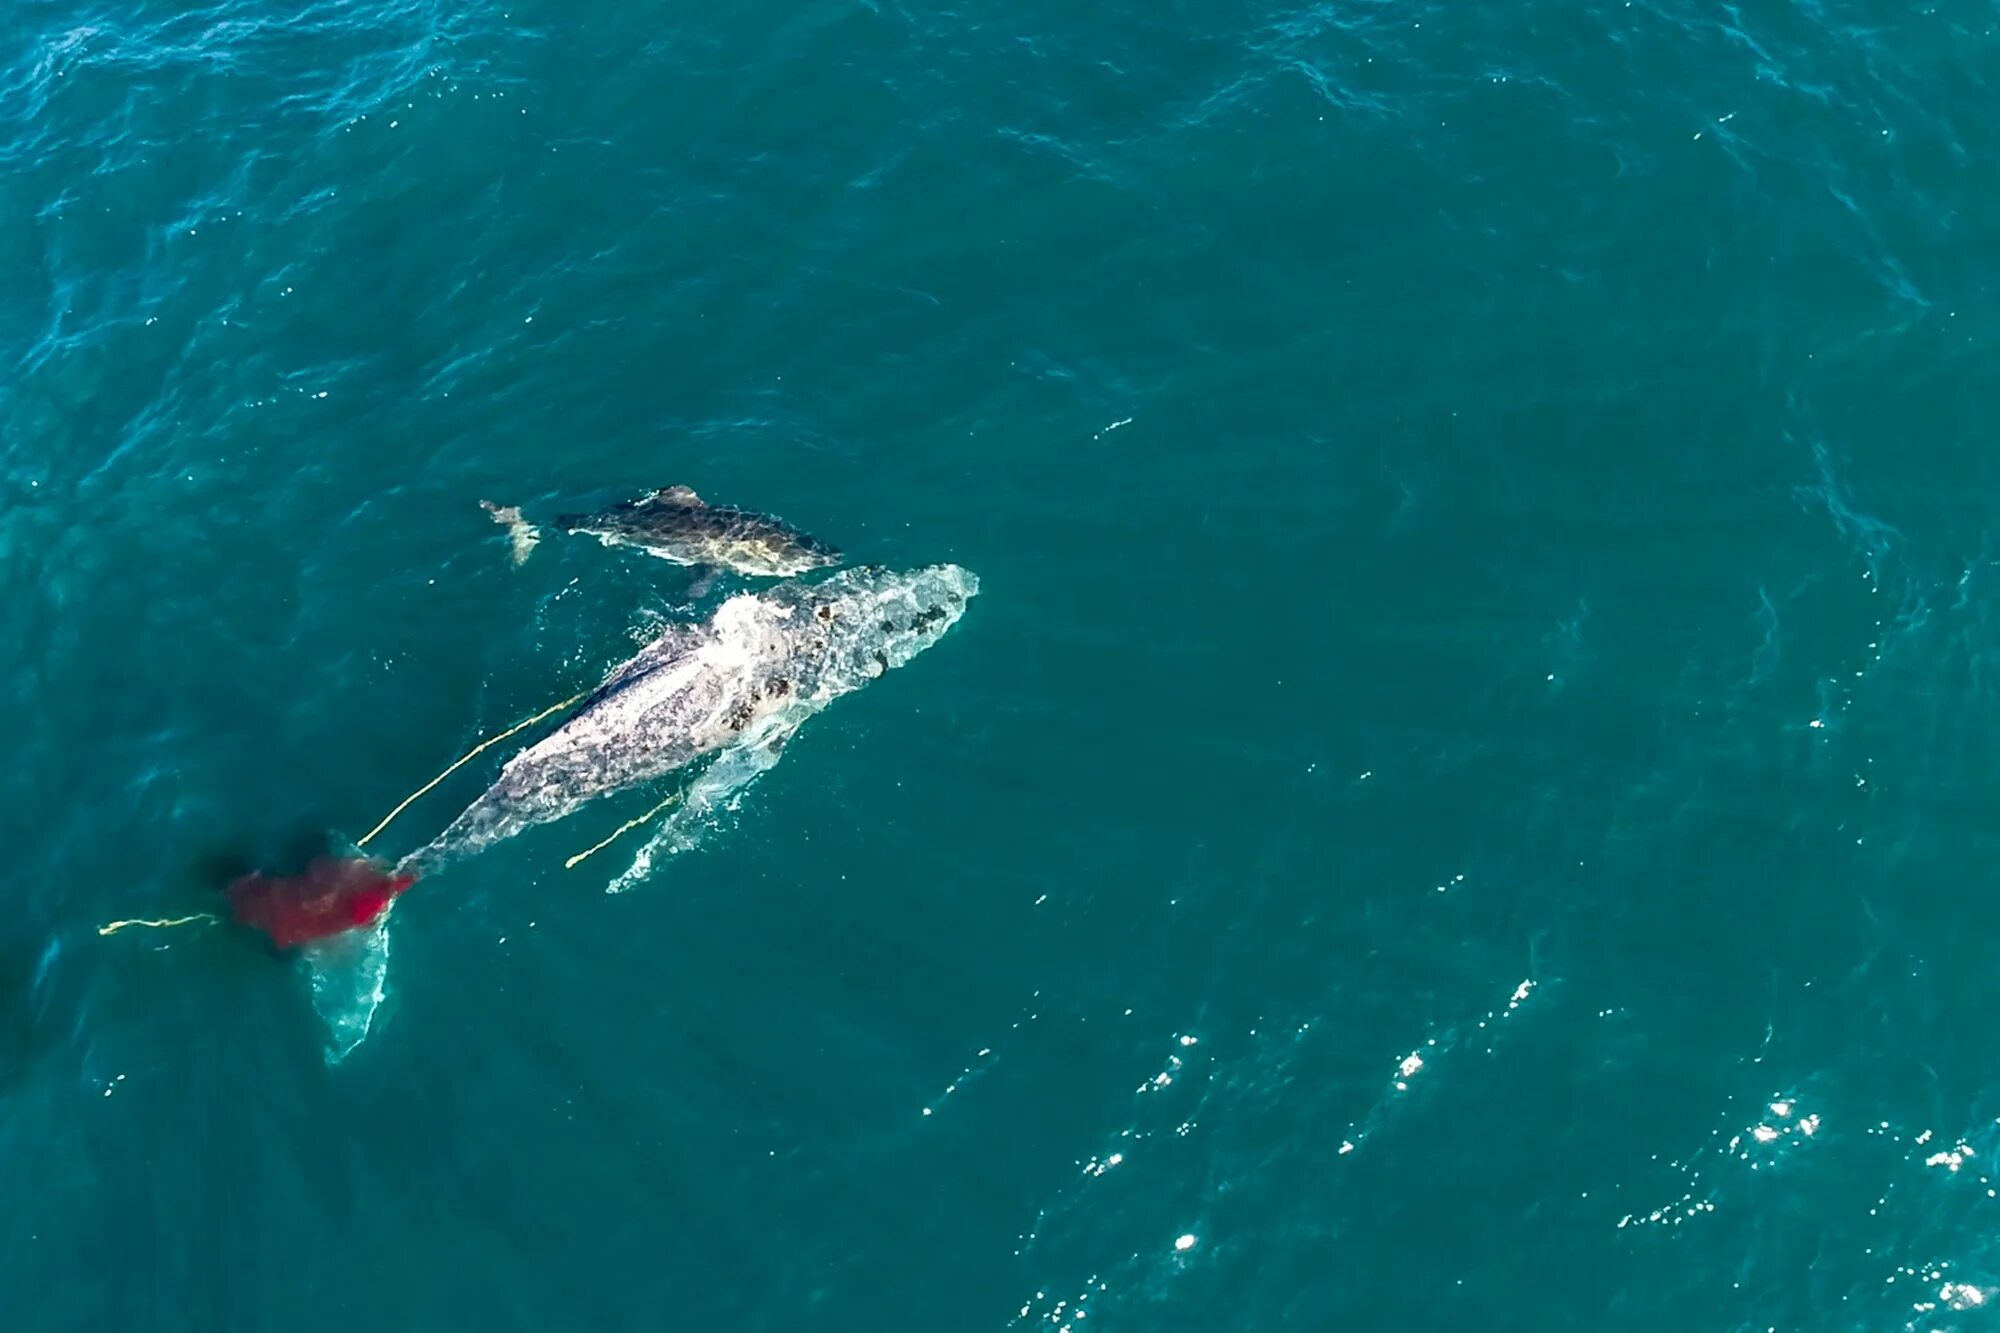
left=357, top=690, right=588, bottom=849
left=565, top=790, right=684, bottom=870
left=98, top=913, right=218, bottom=937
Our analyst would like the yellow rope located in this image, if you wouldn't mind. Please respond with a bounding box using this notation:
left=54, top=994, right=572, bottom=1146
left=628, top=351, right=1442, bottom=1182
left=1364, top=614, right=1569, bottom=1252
left=99, top=913, right=218, bottom=937
left=357, top=690, right=588, bottom=849
left=565, top=790, right=684, bottom=870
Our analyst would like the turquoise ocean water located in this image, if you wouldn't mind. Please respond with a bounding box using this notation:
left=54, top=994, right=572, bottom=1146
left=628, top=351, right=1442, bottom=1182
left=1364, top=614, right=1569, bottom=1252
left=8, top=0, right=2000, bottom=1327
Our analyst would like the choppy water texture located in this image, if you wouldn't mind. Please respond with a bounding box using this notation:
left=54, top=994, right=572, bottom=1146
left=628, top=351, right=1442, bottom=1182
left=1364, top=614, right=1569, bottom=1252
left=7, top=0, right=2000, bottom=1328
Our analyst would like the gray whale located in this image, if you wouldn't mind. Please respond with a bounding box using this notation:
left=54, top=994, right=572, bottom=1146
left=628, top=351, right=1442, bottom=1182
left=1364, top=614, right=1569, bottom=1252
left=403, top=563, right=976, bottom=874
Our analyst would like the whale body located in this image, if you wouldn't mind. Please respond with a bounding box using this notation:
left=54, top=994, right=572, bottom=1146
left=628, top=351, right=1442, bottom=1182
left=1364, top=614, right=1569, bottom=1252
left=403, top=563, right=976, bottom=874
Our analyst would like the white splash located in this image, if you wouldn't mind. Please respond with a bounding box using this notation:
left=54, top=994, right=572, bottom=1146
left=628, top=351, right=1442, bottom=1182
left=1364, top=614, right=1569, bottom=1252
left=1925, top=1142, right=1974, bottom=1172
left=1729, top=1103, right=1821, bottom=1157
left=1082, top=1150, right=1125, bottom=1178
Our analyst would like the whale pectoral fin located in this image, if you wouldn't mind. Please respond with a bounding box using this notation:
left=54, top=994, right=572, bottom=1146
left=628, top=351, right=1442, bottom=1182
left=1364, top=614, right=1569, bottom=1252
left=684, top=564, right=719, bottom=600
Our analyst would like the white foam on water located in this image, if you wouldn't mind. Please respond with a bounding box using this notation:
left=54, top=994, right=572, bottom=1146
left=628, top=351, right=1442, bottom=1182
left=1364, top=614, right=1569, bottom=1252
left=301, top=910, right=393, bottom=1064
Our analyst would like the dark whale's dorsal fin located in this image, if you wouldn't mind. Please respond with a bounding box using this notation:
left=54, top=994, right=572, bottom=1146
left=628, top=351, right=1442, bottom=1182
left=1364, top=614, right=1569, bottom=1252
left=640, top=485, right=702, bottom=508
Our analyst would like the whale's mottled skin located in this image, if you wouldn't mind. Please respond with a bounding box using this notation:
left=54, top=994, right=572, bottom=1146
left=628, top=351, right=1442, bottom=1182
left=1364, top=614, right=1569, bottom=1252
left=557, top=485, right=839, bottom=578
left=402, top=564, right=976, bottom=874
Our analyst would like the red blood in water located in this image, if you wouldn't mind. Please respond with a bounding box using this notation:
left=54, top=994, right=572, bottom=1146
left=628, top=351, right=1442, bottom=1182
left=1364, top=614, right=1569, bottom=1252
left=226, top=856, right=416, bottom=949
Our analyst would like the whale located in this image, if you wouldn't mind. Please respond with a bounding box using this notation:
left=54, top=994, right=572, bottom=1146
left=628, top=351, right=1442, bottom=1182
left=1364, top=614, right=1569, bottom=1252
left=556, top=485, right=840, bottom=582
left=402, top=563, right=976, bottom=875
